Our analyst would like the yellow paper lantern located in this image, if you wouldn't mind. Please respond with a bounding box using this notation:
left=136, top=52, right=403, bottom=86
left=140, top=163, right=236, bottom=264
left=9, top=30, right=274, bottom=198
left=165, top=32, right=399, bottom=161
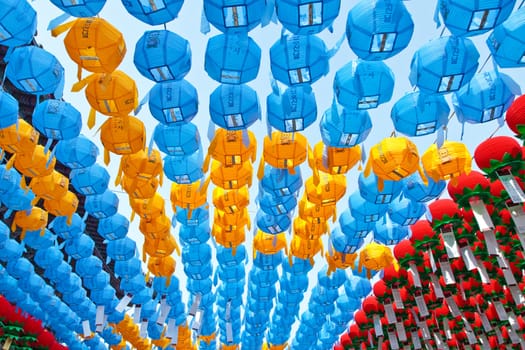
left=212, top=186, right=250, bottom=214
left=358, top=242, right=399, bottom=278
left=204, top=128, right=257, bottom=169
left=147, top=256, right=175, bottom=279
left=12, top=144, right=56, bottom=178
left=121, top=174, right=159, bottom=199
left=304, top=172, right=346, bottom=207
left=29, top=170, right=68, bottom=201
left=139, top=215, right=171, bottom=240
left=253, top=231, right=287, bottom=257
left=12, top=206, right=48, bottom=238
left=364, top=137, right=423, bottom=190
left=212, top=223, right=245, bottom=253
left=130, top=192, right=165, bottom=222
left=293, top=217, right=328, bottom=239
left=289, top=235, right=323, bottom=265
left=100, top=115, right=145, bottom=164
left=210, top=160, right=253, bottom=190
left=170, top=177, right=210, bottom=214
left=213, top=207, right=251, bottom=232
left=0, top=119, right=39, bottom=154
left=298, top=195, right=336, bottom=224
left=143, top=235, right=180, bottom=261
left=312, top=141, right=361, bottom=175
left=43, top=191, right=79, bottom=223
left=421, top=140, right=472, bottom=185
left=260, top=131, right=307, bottom=176
left=116, top=148, right=163, bottom=185
left=325, top=247, right=357, bottom=274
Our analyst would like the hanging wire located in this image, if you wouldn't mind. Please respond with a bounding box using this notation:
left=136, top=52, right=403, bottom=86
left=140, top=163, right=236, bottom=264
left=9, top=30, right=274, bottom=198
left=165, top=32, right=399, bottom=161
left=519, top=0, right=525, bottom=9
left=477, top=54, right=493, bottom=73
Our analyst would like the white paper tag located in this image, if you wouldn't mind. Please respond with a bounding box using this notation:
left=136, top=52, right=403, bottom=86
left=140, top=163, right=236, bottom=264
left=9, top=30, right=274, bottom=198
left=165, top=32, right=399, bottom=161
left=509, top=204, right=525, bottom=234
left=508, top=327, right=521, bottom=344
left=396, top=322, right=407, bottom=342
left=470, top=199, right=494, bottom=232
left=494, top=301, right=509, bottom=321
left=441, top=227, right=460, bottom=259
left=157, top=304, right=171, bottom=326
left=377, top=335, right=383, bottom=349
left=430, top=274, right=445, bottom=299
left=497, top=253, right=510, bottom=269
left=418, top=321, right=431, bottom=340
left=388, top=331, right=400, bottom=350
left=498, top=172, right=525, bottom=204
left=95, top=305, right=105, bottom=332
left=443, top=318, right=452, bottom=340
left=433, top=332, right=446, bottom=350
left=385, top=303, right=397, bottom=324
left=482, top=230, right=499, bottom=256
left=412, top=331, right=422, bottom=349
left=503, top=268, right=518, bottom=286
left=460, top=246, right=478, bottom=271
left=439, top=260, right=456, bottom=285
left=116, top=294, right=132, bottom=313
left=480, top=312, right=492, bottom=333
left=508, top=311, right=519, bottom=330
left=393, top=288, right=405, bottom=309
left=476, top=258, right=491, bottom=284
left=479, top=334, right=490, bottom=350
left=409, top=262, right=422, bottom=288
left=373, top=314, right=384, bottom=337
left=140, top=320, right=148, bottom=338
left=446, top=296, right=461, bottom=317
left=459, top=280, right=467, bottom=301
left=166, top=318, right=177, bottom=341
left=191, top=309, right=203, bottom=333
left=415, top=294, right=429, bottom=317
left=509, top=285, right=525, bottom=305
left=462, top=317, right=477, bottom=345
left=189, top=294, right=201, bottom=316
left=428, top=249, right=438, bottom=273
left=82, top=320, right=91, bottom=337
left=226, top=322, right=233, bottom=343
left=133, top=305, right=142, bottom=324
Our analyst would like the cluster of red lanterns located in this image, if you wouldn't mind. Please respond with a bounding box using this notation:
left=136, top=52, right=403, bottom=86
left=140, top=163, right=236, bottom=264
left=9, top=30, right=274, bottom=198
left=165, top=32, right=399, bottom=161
left=334, top=96, right=525, bottom=350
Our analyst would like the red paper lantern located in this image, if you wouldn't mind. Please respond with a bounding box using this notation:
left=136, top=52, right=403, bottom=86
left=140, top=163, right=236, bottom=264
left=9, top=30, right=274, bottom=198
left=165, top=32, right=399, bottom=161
left=409, top=219, right=438, bottom=250
left=427, top=198, right=462, bottom=229
left=474, top=136, right=523, bottom=178
left=506, top=94, right=525, bottom=137
left=447, top=170, right=491, bottom=208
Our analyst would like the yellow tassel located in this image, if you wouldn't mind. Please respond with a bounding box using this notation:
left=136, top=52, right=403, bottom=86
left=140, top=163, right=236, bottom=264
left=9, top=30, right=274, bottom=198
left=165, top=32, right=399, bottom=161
left=67, top=214, right=73, bottom=226
left=130, top=210, right=136, bottom=222
left=257, top=155, right=265, bottom=180
left=159, top=170, right=163, bottom=187
left=104, top=148, right=110, bottom=165
left=50, top=20, right=74, bottom=37
left=20, top=229, right=26, bottom=241
left=202, top=153, right=211, bottom=173
left=71, top=74, right=97, bottom=92
left=11, top=221, right=16, bottom=232
left=40, top=228, right=45, bottom=236
left=377, top=177, right=385, bottom=192
left=77, top=65, right=82, bottom=83
left=6, top=154, right=15, bottom=169
left=87, top=108, right=96, bottom=129
left=363, top=159, right=372, bottom=177
left=115, top=159, right=124, bottom=186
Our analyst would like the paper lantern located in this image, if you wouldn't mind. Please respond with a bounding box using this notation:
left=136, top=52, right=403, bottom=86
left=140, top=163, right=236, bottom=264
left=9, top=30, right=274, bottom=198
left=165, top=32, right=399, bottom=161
left=0, top=90, right=18, bottom=129
left=276, top=0, right=340, bottom=35
left=134, top=29, right=190, bottom=82
left=97, top=213, right=129, bottom=241
left=121, top=0, right=183, bottom=25
left=148, top=256, right=175, bottom=278
left=339, top=209, right=373, bottom=239
left=210, top=159, right=253, bottom=189
left=267, top=85, right=317, bottom=133
left=49, top=0, right=106, bottom=17
left=388, top=197, right=426, bottom=226
left=114, top=257, right=142, bottom=280
left=153, top=122, right=200, bottom=156
left=148, top=80, right=198, bottom=125
left=348, top=191, right=388, bottom=223
left=0, top=186, right=34, bottom=212
left=84, top=189, right=119, bottom=219
left=179, top=220, right=211, bottom=245
left=118, top=148, right=162, bottom=182
left=107, top=237, right=137, bottom=261
left=0, top=165, right=21, bottom=196
left=358, top=242, right=398, bottom=275
left=330, top=226, right=365, bottom=254
left=474, top=135, right=522, bottom=177
left=213, top=186, right=250, bottom=214
left=373, top=220, right=410, bottom=245
left=262, top=131, right=307, bottom=174
left=130, top=192, right=166, bottom=222
left=0, top=119, right=39, bottom=154
left=320, top=104, right=372, bottom=147
left=391, top=91, right=450, bottom=137
left=49, top=213, right=84, bottom=240
left=212, top=223, right=246, bottom=251
left=260, top=165, right=302, bottom=198
left=256, top=211, right=291, bottom=234
left=304, top=172, right=346, bottom=207
left=269, top=34, right=329, bottom=86
left=206, top=128, right=256, bottom=168
left=70, top=163, right=110, bottom=195
left=358, top=172, right=403, bottom=205
left=438, top=0, right=515, bottom=36
left=43, top=190, right=79, bottom=219
left=163, top=152, right=204, bottom=184
left=75, top=256, right=103, bottom=278
left=23, top=228, right=55, bottom=250
left=139, top=214, right=171, bottom=240
left=0, top=0, right=37, bottom=48
left=29, top=170, right=68, bottom=201
left=170, top=177, right=210, bottom=212
left=175, top=204, right=209, bottom=226
left=289, top=235, right=323, bottom=264
left=402, top=171, right=446, bottom=203
left=257, top=187, right=297, bottom=216
left=100, top=116, right=145, bottom=161
left=214, top=207, right=251, bottom=231
left=205, top=33, right=261, bottom=84
left=54, top=135, right=99, bottom=169
left=313, top=143, right=361, bottom=175
left=209, top=83, right=260, bottom=130
left=409, top=35, right=479, bottom=94
left=421, top=140, right=472, bottom=184
left=334, top=60, right=394, bottom=110
left=346, top=0, right=414, bottom=60
left=364, top=137, right=422, bottom=190
left=203, top=0, right=265, bottom=33
left=12, top=144, right=56, bottom=178
left=32, top=99, right=82, bottom=141
left=64, top=234, right=94, bottom=260
left=121, top=174, right=159, bottom=199
left=253, top=231, right=287, bottom=256
left=453, top=70, right=519, bottom=125
left=487, top=8, right=525, bottom=68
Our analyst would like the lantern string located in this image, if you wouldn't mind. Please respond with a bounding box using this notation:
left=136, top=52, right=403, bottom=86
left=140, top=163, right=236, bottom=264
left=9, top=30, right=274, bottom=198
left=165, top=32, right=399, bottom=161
left=477, top=54, right=492, bottom=73
left=519, top=0, right=525, bottom=9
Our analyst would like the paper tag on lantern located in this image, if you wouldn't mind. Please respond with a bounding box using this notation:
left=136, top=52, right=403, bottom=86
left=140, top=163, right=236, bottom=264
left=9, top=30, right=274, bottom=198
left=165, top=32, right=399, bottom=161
left=475, top=258, right=491, bottom=284
left=411, top=331, right=422, bottom=349
left=415, top=294, right=429, bottom=318
left=441, top=226, right=460, bottom=259
left=483, top=229, right=499, bottom=256
left=470, top=198, right=494, bottom=232
left=503, top=267, right=518, bottom=286
left=166, top=319, right=178, bottom=343
left=392, top=288, right=405, bottom=309
left=158, top=305, right=171, bottom=326
left=497, top=171, right=525, bottom=203
left=368, top=330, right=375, bottom=347
left=82, top=320, right=91, bottom=337
left=396, top=322, right=407, bottom=342
left=373, top=314, right=384, bottom=337
left=479, top=334, right=491, bottom=350
left=496, top=253, right=510, bottom=269
left=226, top=322, right=233, bottom=343
left=430, top=274, right=445, bottom=299
left=388, top=331, right=400, bottom=350
left=140, top=320, right=148, bottom=338
left=191, top=309, right=203, bottom=333
left=446, top=296, right=461, bottom=317
left=462, top=317, right=477, bottom=345
left=133, top=305, right=142, bottom=324
left=509, top=285, right=525, bottom=305
left=385, top=303, right=397, bottom=324
left=479, top=312, right=492, bottom=333
left=189, top=294, right=201, bottom=317
left=508, top=327, right=521, bottom=344
left=95, top=305, right=105, bottom=332
left=443, top=318, right=452, bottom=340
left=493, top=301, right=508, bottom=321
left=459, top=246, right=477, bottom=271
left=459, top=280, right=467, bottom=300
left=508, top=311, right=519, bottom=330
left=116, top=294, right=132, bottom=313
left=403, top=346, right=411, bottom=350
left=418, top=321, right=431, bottom=340
left=377, top=335, right=383, bottom=350
left=433, top=332, right=446, bottom=349
left=508, top=203, right=525, bottom=234
left=409, top=262, right=422, bottom=288
left=439, top=260, right=456, bottom=285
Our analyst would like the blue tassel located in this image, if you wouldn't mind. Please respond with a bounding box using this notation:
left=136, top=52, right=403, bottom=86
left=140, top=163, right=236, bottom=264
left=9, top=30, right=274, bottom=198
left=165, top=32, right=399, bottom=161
left=200, top=5, right=210, bottom=34
left=436, top=127, right=445, bottom=148
left=261, top=0, right=276, bottom=26
left=47, top=12, right=71, bottom=31
left=207, top=120, right=215, bottom=142
left=134, top=91, right=149, bottom=115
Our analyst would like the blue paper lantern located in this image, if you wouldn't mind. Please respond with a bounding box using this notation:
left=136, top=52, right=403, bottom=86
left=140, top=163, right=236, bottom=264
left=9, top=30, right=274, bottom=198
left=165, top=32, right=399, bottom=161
left=55, top=273, right=83, bottom=294
left=257, top=188, right=297, bottom=216
left=217, top=264, right=245, bottom=283
left=266, top=85, right=317, bottom=132
left=44, top=261, right=72, bottom=284
left=282, top=255, right=312, bottom=275
left=32, top=99, right=81, bottom=142
left=348, top=191, right=388, bottom=223
left=6, top=257, right=34, bottom=279
left=0, top=165, right=21, bottom=196
left=64, top=234, right=95, bottom=260
left=391, top=91, right=450, bottom=137
left=276, top=0, right=340, bottom=35
left=134, top=30, right=191, bottom=82
left=209, top=83, right=260, bottom=130
left=0, top=90, right=18, bottom=129
left=163, top=152, right=204, bottom=184
left=318, top=267, right=346, bottom=289
left=0, top=0, right=37, bottom=48
left=49, top=214, right=85, bottom=240
left=344, top=274, right=371, bottom=299
left=101, top=327, right=121, bottom=345
left=270, top=34, right=329, bottom=86
left=487, top=8, right=525, bottom=68
left=178, top=220, right=211, bottom=245
left=84, top=190, right=119, bottom=219
left=33, top=246, right=63, bottom=270
left=148, top=80, right=198, bottom=125
left=114, top=257, right=143, bottom=280
left=97, top=213, right=129, bottom=241
left=183, top=261, right=213, bottom=280
left=120, top=274, right=146, bottom=295
left=175, top=204, right=209, bottom=226
left=131, top=286, right=152, bottom=305
left=0, top=187, right=34, bottom=212
left=260, top=165, right=302, bottom=197
left=330, top=227, right=365, bottom=254
left=249, top=268, right=278, bottom=287
left=205, top=33, right=261, bottom=84
left=438, top=0, right=516, bottom=37
left=216, top=245, right=246, bottom=266
left=402, top=171, right=446, bottom=202
left=55, top=135, right=99, bottom=169
left=334, top=60, right=395, bottom=110
left=23, top=229, right=55, bottom=250
left=121, top=0, right=183, bottom=25
left=62, top=288, right=87, bottom=306
left=182, top=243, right=211, bottom=265
left=280, top=274, right=308, bottom=294
left=5, top=46, right=64, bottom=97
left=256, top=211, right=291, bottom=234
left=338, top=210, right=373, bottom=239
left=358, top=172, right=404, bottom=204
left=75, top=256, right=103, bottom=278
left=373, top=220, right=410, bottom=245
left=218, top=279, right=245, bottom=299
left=49, top=0, right=106, bottom=17
left=388, top=196, right=426, bottom=226
left=91, top=286, right=116, bottom=307
left=409, top=35, right=480, bottom=94
left=320, top=104, right=372, bottom=147
left=106, top=237, right=137, bottom=261
left=203, top=0, right=266, bottom=33
left=346, top=0, right=414, bottom=61
left=154, top=122, right=201, bottom=156
left=83, top=270, right=110, bottom=290
left=253, top=251, right=283, bottom=270
left=453, top=70, right=520, bottom=124
left=70, top=164, right=110, bottom=195
left=187, top=278, right=213, bottom=295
